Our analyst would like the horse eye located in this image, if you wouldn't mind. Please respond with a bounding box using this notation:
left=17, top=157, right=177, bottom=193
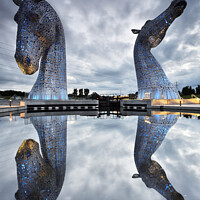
left=29, top=13, right=39, bottom=21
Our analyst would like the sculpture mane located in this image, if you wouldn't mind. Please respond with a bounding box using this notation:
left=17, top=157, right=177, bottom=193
left=132, top=0, right=187, bottom=99
left=13, top=0, right=68, bottom=100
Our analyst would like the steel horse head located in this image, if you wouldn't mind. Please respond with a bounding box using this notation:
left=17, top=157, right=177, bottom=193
left=13, top=0, right=68, bottom=100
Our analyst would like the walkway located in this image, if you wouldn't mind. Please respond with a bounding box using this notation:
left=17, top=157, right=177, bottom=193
left=152, top=104, right=200, bottom=113
left=0, top=100, right=25, bottom=115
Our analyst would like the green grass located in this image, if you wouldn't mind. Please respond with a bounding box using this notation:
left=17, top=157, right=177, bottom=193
left=181, top=95, right=192, bottom=99
left=181, top=94, right=200, bottom=99
left=0, top=96, right=11, bottom=100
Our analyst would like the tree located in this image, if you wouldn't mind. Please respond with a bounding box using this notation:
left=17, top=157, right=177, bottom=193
left=90, top=92, right=99, bottom=99
left=181, top=86, right=188, bottom=95
left=196, top=85, right=200, bottom=94
left=190, top=86, right=195, bottom=94
left=72, top=88, right=78, bottom=97
left=181, top=86, right=195, bottom=96
left=79, top=88, right=83, bottom=97
left=0, top=90, right=27, bottom=98
left=84, top=89, right=90, bottom=97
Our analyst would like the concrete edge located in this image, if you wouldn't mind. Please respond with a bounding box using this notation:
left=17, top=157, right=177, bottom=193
left=0, top=106, right=25, bottom=113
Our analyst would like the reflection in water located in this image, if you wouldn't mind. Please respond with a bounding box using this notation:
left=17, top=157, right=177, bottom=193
left=133, top=114, right=184, bottom=200
left=15, top=115, right=67, bottom=199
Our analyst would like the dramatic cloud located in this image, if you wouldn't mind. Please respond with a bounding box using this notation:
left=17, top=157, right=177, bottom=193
left=0, top=0, right=199, bottom=94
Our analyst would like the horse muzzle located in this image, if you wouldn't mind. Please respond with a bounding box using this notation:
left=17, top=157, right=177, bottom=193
left=173, top=0, right=187, bottom=17
left=174, top=1, right=187, bottom=10
left=15, top=53, right=38, bottom=75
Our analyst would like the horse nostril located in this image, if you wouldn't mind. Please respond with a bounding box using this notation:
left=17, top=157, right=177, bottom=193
left=24, top=57, right=31, bottom=66
left=14, top=54, right=31, bottom=66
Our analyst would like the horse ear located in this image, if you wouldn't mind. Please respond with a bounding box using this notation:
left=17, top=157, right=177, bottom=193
left=13, top=0, right=22, bottom=6
left=34, top=0, right=43, bottom=2
left=132, top=174, right=141, bottom=178
left=131, top=29, right=141, bottom=34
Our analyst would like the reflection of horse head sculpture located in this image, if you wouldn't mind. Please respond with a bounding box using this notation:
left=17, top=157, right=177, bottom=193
left=132, top=0, right=187, bottom=99
left=13, top=0, right=68, bottom=100
left=133, top=114, right=184, bottom=200
left=15, top=115, right=67, bottom=199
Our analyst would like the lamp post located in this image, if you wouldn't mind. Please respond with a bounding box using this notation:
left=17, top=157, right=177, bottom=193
left=9, top=99, right=12, bottom=107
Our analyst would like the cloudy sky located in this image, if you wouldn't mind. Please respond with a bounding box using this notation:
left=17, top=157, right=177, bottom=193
left=0, top=0, right=199, bottom=95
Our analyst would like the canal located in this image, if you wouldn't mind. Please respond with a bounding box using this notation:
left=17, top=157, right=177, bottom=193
left=0, top=111, right=199, bottom=200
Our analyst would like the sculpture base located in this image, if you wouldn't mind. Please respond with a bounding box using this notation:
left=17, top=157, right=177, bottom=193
left=25, top=100, right=98, bottom=113
left=137, top=87, right=180, bottom=100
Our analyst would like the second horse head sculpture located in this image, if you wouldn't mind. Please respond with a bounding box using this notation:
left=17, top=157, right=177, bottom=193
left=133, top=114, right=184, bottom=199
left=132, top=0, right=187, bottom=99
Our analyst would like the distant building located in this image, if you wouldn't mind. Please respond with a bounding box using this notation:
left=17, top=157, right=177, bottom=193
left=11, top=94, right=22, bottom=100
left=128, top=93, right=137, bottom=99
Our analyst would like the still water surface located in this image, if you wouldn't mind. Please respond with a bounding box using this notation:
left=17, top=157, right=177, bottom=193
left=0, top=112, right=199, bottom=200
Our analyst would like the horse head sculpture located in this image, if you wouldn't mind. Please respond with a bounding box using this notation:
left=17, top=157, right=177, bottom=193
left=132, top=0, right=187, bottom=48
left=132, top=0, right=187, bottom=99
left=133, top=114, right=184, bottom=199
left=13, top=0, right=68, bottom=100
left=15, top=115, right=67, bottom=199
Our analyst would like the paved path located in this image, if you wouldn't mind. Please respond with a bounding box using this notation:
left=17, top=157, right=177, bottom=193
left=0, top=99, right=21, bottom=106
left=0, top=100, right=25, bottom=114
left=164, top=104, right=200, bottom=107
left=152, top=104, right=200, bottom=113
